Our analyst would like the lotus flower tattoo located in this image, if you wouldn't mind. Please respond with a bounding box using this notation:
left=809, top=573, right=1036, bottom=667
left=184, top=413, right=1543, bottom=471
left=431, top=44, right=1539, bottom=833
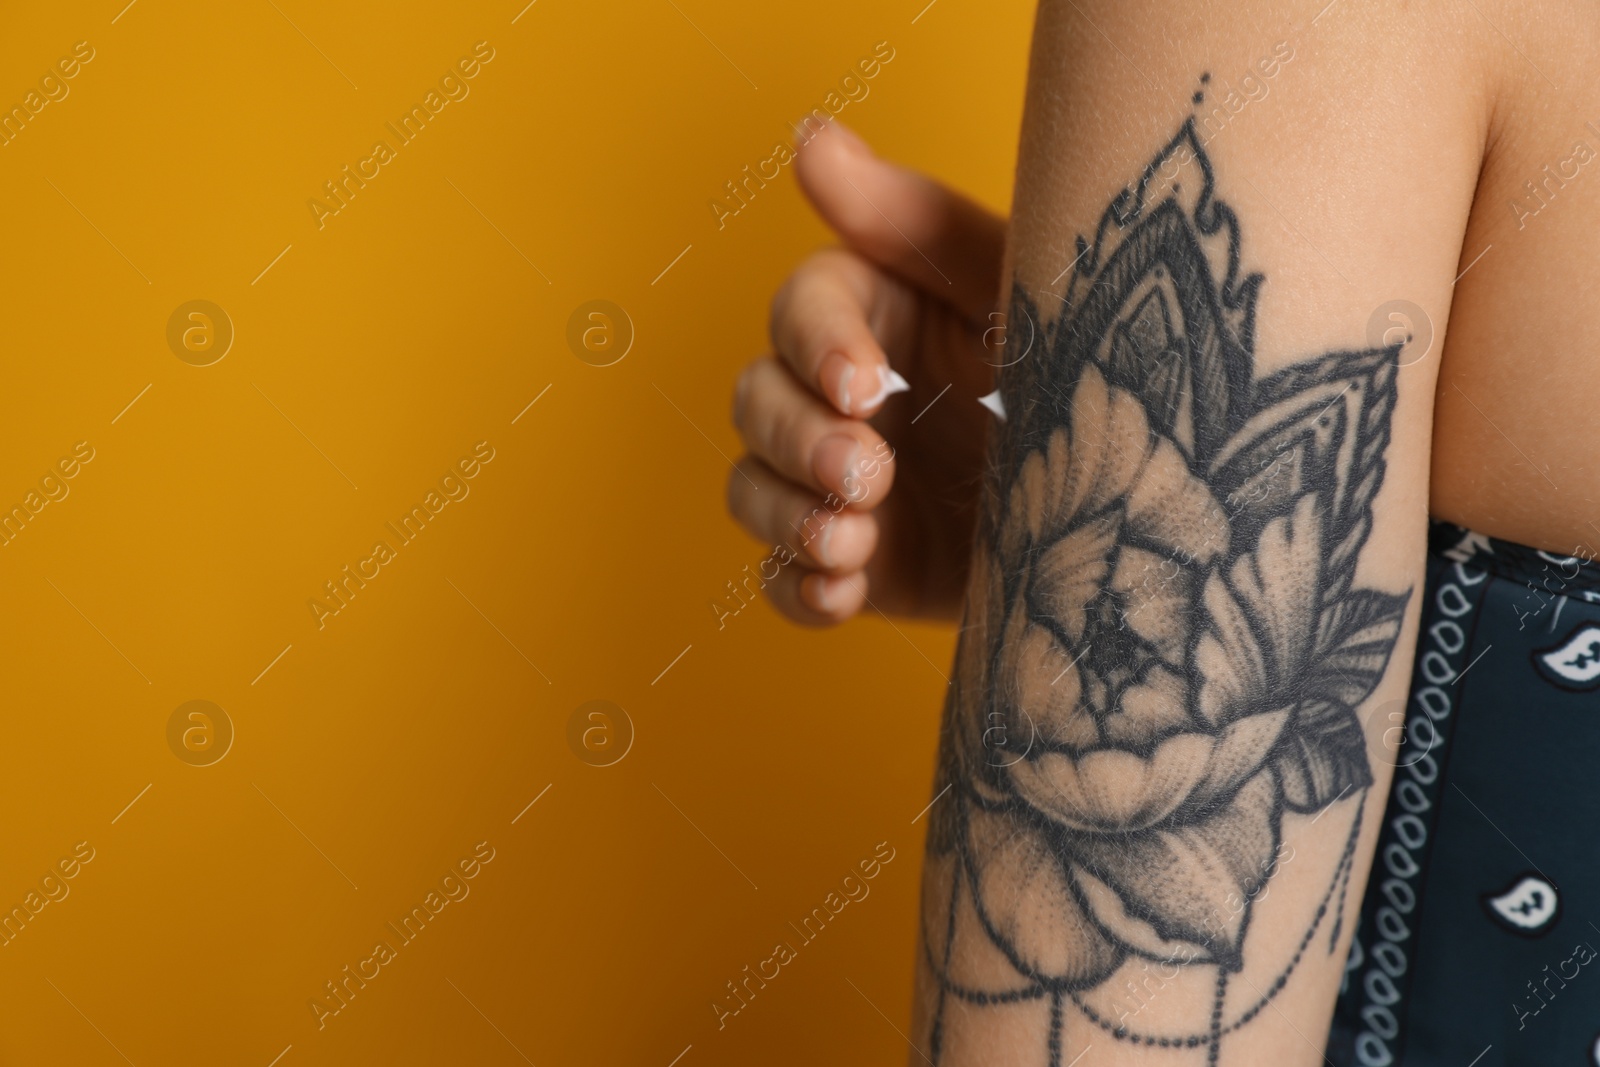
left=922, top=118, right=1411, bottom=1063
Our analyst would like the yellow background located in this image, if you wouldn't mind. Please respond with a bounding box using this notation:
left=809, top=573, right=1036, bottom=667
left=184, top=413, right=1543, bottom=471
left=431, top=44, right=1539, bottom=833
left=0, top=1, right=1030, bottom=1062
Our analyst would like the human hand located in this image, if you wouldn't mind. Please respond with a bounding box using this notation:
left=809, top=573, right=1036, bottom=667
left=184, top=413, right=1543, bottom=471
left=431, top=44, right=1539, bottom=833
left=727, top=121, right=1005, bottom=625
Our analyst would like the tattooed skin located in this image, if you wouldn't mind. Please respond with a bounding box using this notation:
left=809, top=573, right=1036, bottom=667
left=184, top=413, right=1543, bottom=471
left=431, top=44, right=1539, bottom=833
left=920, top=115, right=1411, bottom=1064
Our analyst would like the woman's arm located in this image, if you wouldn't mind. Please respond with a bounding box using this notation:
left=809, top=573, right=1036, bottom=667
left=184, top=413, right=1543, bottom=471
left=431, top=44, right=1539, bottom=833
left=914, top=2, right=1494, bottom=1064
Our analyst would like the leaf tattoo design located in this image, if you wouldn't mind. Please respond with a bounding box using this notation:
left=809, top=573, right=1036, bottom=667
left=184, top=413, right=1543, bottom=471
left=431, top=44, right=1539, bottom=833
left=922, top=117, right=1411, bottom=1064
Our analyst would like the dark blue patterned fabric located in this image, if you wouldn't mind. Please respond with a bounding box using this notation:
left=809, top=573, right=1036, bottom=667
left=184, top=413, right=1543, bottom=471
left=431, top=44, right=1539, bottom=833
left=1327, top=522, right=1600, bottom=1067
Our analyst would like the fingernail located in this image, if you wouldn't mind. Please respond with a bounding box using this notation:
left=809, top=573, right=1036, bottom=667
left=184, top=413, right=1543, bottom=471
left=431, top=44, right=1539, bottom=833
left=792, top=115, right=832, bottom=149
left=803, top=573, right=849, bottom=613
left=815, top=518, right=837, bottom=567
left=812, top=433, right=862, bottom=498
left=829, top=121, right=869, bottom=156
left=819, top=352, right=855, bottom=415
left=858, top=366, right=911, bottom=413
left=810, top=512, right=875, bottom=570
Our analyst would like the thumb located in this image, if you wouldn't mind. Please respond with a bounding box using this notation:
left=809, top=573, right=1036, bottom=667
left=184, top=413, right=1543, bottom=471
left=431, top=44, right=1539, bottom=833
left=794, top=120, right=1005, bottom=325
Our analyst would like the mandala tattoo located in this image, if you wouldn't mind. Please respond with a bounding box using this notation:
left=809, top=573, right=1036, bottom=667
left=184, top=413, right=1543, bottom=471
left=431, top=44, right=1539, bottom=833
left=921, top=114, right=1412, bottom=1064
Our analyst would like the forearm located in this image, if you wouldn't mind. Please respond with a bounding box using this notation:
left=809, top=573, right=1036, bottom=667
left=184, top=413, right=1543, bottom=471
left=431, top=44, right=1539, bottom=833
left=912, top=2, right=1487, bottom=1063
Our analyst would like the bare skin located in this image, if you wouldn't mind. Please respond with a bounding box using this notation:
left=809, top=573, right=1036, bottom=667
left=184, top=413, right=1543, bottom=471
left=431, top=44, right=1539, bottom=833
left=727, top=1, right=1600, bottom=1063
left=727, top=120, right=1002, bottom=624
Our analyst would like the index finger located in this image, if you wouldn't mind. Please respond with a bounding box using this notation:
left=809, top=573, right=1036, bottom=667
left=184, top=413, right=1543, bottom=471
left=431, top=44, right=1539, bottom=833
left=768, top=247, right=913, bottom=419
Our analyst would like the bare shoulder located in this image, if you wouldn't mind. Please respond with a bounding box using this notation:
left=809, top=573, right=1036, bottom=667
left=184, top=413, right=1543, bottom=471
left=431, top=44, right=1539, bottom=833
left=1012, top=0, right=1600, bottom=553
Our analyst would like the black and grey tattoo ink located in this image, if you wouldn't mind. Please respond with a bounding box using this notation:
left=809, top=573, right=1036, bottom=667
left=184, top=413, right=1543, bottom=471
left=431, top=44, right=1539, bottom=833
left=921, top=113, right=1411, bottom=1064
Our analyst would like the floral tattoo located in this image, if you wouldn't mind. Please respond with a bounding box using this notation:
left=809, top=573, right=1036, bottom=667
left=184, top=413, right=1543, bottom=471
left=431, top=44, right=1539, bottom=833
left=921, top=116, right=1411, bottom=1064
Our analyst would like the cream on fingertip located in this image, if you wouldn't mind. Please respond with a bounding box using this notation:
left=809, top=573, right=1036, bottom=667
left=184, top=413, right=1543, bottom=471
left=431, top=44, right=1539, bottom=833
left=978, top=388, right=1007, bottom=421
left=858, top=366, right=911, bottom=413
left=805, top=573, right=851, bottom=614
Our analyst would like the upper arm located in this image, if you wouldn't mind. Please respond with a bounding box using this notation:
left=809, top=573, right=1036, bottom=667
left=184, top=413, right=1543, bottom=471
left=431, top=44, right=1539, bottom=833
left=915, top=3, right=1494, bottom=1064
